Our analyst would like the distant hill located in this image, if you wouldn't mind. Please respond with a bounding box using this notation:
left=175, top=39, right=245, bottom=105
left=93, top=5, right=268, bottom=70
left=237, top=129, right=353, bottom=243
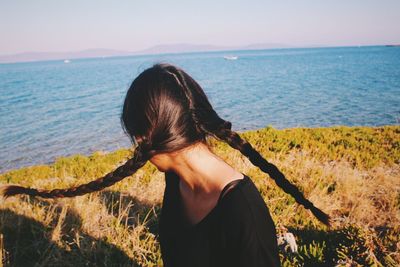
left=134, top=43, right=231, bottom=54
left=0, top=49, right=131, bottom=64
left=0, top=43, right=293, bottom=63
left=135, top=42, right=293, bottom=55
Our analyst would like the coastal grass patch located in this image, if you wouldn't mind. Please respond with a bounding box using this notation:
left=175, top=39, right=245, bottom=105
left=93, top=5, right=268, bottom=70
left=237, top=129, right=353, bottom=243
left=1, top=125, right=399, bottom=266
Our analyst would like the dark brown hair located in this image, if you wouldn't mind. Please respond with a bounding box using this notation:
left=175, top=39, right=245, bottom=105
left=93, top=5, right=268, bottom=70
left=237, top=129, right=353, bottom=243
left=0, top=63, right=330, bottom=226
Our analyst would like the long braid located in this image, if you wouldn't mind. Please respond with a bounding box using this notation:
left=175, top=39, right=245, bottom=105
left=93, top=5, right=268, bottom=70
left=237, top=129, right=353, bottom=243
left=0, top=144, right=149, bottom=199
left=165, top=64, right=331, bottom=226
left=208, top=126, right=331, bottom=226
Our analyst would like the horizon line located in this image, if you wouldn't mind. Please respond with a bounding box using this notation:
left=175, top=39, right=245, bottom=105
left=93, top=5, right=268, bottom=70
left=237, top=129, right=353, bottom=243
left=0, top=42, right=397, bottom=65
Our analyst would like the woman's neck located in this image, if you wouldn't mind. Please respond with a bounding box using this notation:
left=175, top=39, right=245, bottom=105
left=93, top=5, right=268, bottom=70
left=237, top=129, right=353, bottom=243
left=169, top=142, right=243, bottom=197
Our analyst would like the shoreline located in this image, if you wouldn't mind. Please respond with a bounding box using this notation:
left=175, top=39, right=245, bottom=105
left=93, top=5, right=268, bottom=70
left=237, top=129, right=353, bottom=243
left=1, top=124, right=398, bottom=175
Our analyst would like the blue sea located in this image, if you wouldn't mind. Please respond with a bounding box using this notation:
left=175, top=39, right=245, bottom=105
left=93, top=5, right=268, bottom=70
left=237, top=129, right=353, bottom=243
left=1, top=46, right=399, bottom=173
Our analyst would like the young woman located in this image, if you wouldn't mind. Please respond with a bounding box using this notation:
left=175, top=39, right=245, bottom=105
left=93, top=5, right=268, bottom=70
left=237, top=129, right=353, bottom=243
left=1, top=63, right=330, bottom=266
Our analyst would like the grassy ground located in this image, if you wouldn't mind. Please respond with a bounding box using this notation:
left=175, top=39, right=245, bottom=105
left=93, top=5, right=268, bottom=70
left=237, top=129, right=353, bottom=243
left=0, top=125, right=399, bottom=267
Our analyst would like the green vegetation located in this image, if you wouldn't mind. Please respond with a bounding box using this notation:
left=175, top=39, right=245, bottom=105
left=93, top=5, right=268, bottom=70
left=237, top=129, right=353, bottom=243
left=1, top=125, right=399, bottom=266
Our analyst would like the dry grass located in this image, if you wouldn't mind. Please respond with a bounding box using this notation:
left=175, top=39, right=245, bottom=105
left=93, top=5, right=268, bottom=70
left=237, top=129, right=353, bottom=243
left=0, top=125, right=399, bottom=266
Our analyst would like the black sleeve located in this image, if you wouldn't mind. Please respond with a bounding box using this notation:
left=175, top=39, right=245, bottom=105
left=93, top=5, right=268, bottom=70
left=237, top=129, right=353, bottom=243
left=159, top=171, right=180, bottom=267
left=235, top=220, right=281, bottom=267
left=220, top=185, right=281, bottom=267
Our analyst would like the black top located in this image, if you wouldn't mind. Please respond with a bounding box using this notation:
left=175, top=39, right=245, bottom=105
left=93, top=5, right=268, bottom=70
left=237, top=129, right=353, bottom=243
left=159, top=171, right=281, bottom=267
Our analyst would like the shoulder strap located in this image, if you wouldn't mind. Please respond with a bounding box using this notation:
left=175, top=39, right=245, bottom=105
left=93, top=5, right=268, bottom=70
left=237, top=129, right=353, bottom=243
left=218, top=178, right=244, bottom=203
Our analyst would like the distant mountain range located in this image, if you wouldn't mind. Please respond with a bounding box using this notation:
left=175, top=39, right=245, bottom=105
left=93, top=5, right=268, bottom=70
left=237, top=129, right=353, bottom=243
left=0, top=43, right=294, bottom=64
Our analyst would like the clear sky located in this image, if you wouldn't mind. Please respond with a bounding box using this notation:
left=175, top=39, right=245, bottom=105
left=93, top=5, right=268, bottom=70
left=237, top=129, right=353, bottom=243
left=1, top=0, right=399, bottom=55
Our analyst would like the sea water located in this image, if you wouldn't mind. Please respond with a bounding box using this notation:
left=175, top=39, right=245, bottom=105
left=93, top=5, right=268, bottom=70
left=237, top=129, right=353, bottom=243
left=0, top=46, right=399, bottom=172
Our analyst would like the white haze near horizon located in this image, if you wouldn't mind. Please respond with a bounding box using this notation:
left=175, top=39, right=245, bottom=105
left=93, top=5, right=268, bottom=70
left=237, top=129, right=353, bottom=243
left=0, top=0, right=399, bottom=55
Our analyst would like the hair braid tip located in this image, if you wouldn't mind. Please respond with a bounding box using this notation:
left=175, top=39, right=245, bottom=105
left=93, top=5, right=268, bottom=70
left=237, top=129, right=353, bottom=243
left=0, top=185, right=36, bottom=199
